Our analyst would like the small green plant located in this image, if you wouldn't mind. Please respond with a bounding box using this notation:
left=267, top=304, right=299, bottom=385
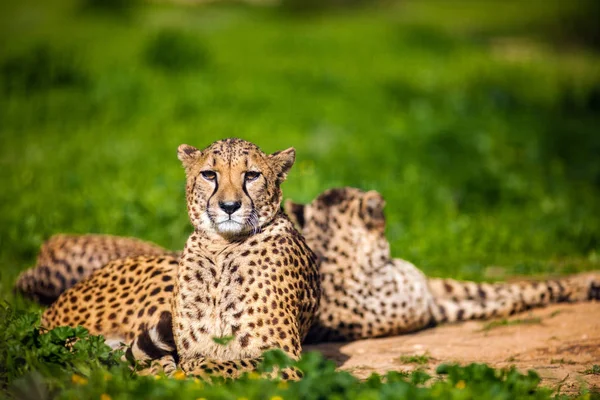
left=583, top=365, right=600, bottom=375
left=480, top=317, right=542, bottom=332
left=396, top=354, right=431, bottom=365
left=144, top=29, right=209, bottom=72
left=212, top=335, right=235, bottom=345
left=0, top=303, right=123, bottom=392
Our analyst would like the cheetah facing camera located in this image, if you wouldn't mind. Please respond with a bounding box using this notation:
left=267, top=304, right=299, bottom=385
left=284, top=187, right=600, bottom=342
left=41, top=138, right=320, bottom=379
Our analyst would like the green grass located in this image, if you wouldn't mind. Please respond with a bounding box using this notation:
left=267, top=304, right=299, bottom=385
left=480, top=317, right=543, bottom=332
left=0, top=0, right=599, bottom=398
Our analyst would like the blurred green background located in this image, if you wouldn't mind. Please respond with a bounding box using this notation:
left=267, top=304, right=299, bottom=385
left=1, top=0, right=599, bottom=307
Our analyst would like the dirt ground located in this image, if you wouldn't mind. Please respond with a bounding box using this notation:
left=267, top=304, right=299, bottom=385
left=305, top=302, right=600, bottom=395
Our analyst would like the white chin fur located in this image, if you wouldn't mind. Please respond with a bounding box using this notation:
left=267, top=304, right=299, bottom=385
left=215, top=220, right=246, bottom=235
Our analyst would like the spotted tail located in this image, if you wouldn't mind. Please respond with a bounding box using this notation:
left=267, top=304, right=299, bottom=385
left=15, top=234, right=179, bottom=305
left=428, top=272, right=600, bottom=324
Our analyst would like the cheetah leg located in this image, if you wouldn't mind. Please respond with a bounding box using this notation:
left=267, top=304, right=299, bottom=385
left=430, top=272, right=600, bottom=324
left=136, top=355, right=178, bottom=376
left=179, top=358, right=302, bottom=381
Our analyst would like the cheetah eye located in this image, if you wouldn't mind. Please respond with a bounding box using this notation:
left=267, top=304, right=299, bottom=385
left=201, top=170, right=217, bottom=181
left=245, top=171, right=261, bottom=182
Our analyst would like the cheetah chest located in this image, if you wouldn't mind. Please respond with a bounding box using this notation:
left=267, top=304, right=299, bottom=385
left=175, top=254, right=276, bottom=359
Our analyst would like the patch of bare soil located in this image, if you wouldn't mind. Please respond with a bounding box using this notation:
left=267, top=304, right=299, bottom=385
left=305, top=302, right=600, bottom=395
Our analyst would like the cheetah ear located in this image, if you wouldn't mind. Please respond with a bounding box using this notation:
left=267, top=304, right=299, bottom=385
left=284, top=199, right=306, bottom=229
left=177, top=144, right=202, bottom=169
left=360, top=190, right=386, bottom=227
left=268, top=147, right=295, bottom=184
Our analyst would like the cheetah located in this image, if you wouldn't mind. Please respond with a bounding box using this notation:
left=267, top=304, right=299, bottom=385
left=15, top=234, right=175, bottom=305
left=284, top=187, right=600, bottom=342
left=41, top=138, right=320, bottom=379
left=24, top=188, right=599, bottom=347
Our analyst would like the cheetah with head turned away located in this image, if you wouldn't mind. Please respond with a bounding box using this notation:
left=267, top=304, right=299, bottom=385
left=41, top=138, right=320, bottom=379
left=284, top=187, right=600, bottom=342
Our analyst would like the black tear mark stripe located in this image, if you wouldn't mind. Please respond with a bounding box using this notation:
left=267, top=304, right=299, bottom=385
left=207, top=176, right=219, bottom=212
left=241, top=179, right=255, bottom=214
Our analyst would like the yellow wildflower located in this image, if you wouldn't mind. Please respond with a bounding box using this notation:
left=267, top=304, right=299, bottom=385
left=455, top=380, right=466, bottom=389
left=173, top=370, right=187, bottom=380
left=247, top=372, right=261, bottom=380
left=271, top=396, right=284, bottom=400
left=100, top=394, right=112, bottom=400
left=71, top=374, right=88, bottom=385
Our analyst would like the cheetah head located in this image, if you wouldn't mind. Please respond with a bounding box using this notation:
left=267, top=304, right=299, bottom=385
left=178, top=138, right=295, bottom=239
left=285, top=187, right=391, bottom=268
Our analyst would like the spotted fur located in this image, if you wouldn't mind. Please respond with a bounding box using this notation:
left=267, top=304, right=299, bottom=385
left=15, top=234, right=174, bottom=305
left=41, top=255, right=179, bottom=356
left=41, top=139, right=320, bottom=380
left=284, top=187, right=600, bottom=342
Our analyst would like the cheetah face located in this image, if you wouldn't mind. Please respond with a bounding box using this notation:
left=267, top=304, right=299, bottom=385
left=178, top=138, right=295, bottom=238
left=285, top=187, right=390, bottom=264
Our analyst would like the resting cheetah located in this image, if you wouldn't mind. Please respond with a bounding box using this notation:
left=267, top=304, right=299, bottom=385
left=41, top=138, right=320, bottom=379
left=15, top=234, right=175, bottom=305
left=284, top=187, right=600, bottom=342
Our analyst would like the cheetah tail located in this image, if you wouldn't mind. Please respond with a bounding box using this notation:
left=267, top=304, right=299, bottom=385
left=428, top=272, right=600, bottom=324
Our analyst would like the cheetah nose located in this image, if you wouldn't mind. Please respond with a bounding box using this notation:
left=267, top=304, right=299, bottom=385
left=219, top=201, right=242, bottom=215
